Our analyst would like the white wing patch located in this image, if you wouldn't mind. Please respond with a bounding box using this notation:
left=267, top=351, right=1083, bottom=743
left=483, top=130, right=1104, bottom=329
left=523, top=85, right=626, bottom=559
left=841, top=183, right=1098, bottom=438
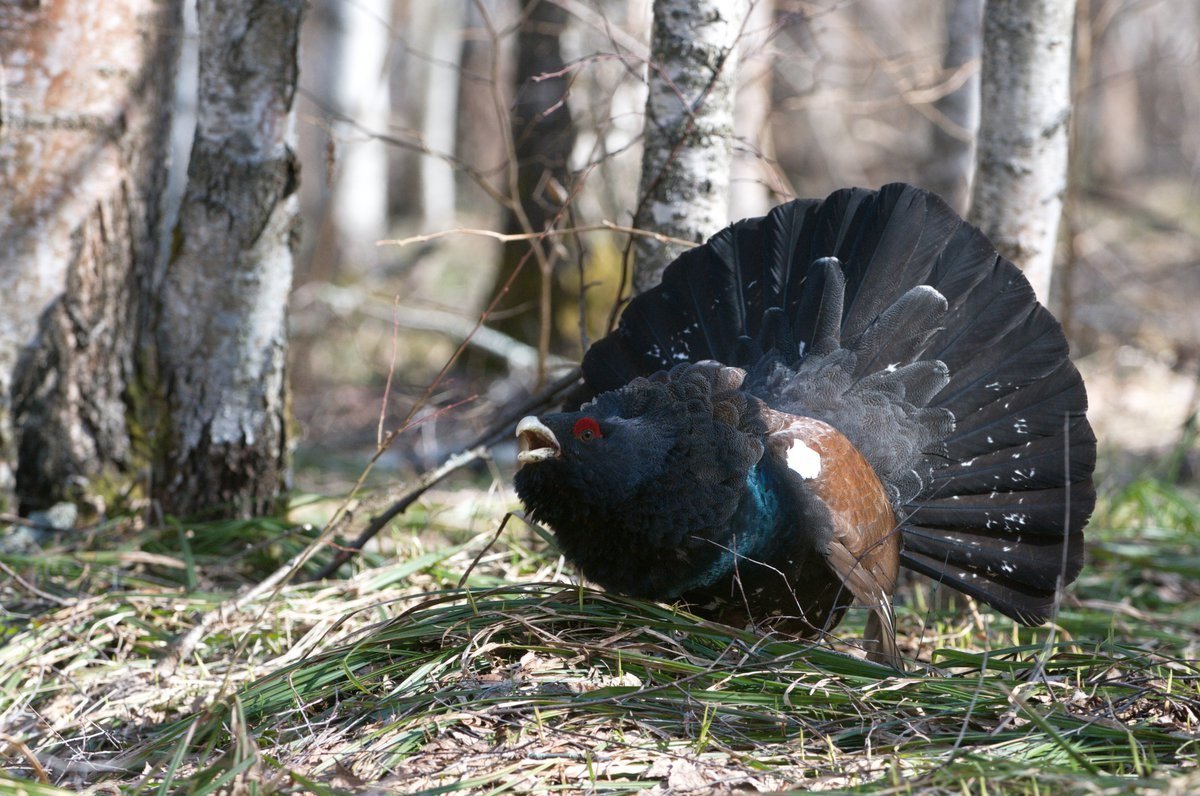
left=786, top=439, right=822, bottom=480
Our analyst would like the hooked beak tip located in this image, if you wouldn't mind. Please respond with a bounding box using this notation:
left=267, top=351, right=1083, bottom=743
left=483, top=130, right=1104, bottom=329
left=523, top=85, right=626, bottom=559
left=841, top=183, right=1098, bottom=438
left=516, top=416, right=561, bottom=465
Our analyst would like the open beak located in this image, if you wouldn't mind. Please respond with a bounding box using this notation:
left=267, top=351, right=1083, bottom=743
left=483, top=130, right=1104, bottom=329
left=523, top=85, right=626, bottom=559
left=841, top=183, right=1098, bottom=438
left=516, top=416, right=561, bottom=465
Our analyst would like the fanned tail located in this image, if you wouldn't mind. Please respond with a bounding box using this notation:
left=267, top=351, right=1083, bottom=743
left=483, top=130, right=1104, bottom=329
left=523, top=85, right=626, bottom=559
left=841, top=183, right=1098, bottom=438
left=582, top=183, right=1096, bottom=624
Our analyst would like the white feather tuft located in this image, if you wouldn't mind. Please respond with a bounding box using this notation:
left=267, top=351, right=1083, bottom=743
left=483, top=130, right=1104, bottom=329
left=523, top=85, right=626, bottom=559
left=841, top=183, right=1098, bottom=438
left=786, top=440, right=822, bottom=479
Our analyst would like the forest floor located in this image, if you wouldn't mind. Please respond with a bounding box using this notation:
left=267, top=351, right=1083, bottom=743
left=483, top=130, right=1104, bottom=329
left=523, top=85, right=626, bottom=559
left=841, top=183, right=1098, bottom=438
left=4, top=185, right=1200, bottom=793
left=2, top=469, right=1200, bottom=794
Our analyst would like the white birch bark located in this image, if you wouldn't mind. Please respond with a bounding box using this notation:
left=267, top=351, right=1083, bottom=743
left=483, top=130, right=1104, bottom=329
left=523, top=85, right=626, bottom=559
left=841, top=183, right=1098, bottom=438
left=0, top=0, right=180, bottom=511
left=633, top=0, right=749, bottom=293
left=415, top=0, right=466, bottom=231
left=969, top=0, right=1075, bottom=304
left=156, top=0, right=303, bottom=518
left=327, top=0, right=391, bottom=268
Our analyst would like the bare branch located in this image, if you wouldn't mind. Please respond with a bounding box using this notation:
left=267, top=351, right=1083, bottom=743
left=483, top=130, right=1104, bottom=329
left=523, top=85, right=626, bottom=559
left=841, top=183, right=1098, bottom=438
left=379, top=222, right=699, bottom=250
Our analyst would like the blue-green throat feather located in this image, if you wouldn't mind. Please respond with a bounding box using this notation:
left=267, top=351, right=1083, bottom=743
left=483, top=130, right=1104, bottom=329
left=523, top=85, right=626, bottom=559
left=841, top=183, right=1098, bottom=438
left=677, top=463, right=787, bottom=594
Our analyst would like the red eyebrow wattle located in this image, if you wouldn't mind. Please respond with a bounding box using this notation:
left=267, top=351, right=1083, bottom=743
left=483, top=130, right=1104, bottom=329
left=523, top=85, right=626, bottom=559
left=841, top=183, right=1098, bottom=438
left=573, top=417, right=602, bottom=439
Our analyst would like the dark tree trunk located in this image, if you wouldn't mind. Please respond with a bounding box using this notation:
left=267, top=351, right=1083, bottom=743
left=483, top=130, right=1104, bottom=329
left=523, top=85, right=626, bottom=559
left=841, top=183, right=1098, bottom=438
left=486, top=0, right=576, bottom=365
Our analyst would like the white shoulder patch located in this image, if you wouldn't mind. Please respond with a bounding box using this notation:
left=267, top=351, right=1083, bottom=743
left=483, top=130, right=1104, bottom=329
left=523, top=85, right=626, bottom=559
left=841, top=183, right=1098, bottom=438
left=786, top=439, right=822, bottom=479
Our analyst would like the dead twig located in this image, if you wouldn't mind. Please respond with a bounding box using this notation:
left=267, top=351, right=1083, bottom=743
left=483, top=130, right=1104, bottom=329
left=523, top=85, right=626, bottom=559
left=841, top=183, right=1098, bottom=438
left=309, top=367, right=583, bottom=581
left=0, top=732, right=51, bottom=783
left=0, top=559, right=71, bottom=606
left=379, top=221, right=698, bottom=252
left=457, top=511, right=518, bottom=588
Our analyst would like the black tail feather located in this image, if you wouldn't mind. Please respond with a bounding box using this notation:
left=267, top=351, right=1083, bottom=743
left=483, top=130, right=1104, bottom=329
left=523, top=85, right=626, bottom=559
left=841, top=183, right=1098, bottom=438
left=908, top=482, right=1096, bottom=537
left=581, top=183, right=1096, bottom=624
left=805, top=259, right=846, bottom=358
left=901, top=534, right=1084, bottom=625
left=945, top=361, right=1090, bottom=457
left=903, top=524, right=1085, bottom=591
left=924, top=427, right=1094, bottom=494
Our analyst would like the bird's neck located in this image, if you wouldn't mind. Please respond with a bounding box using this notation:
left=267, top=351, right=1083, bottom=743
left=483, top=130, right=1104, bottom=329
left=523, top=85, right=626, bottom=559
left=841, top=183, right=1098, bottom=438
left=680, top=463, right=787, bottom=593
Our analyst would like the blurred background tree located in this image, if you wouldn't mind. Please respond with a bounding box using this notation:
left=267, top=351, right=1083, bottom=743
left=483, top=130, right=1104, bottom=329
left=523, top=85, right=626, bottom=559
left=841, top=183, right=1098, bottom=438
left=485, top=0, right=577, bottom=377
left=2, top=0, right=1198, bottom=516
left=292, top=0, right=1197, bottom=485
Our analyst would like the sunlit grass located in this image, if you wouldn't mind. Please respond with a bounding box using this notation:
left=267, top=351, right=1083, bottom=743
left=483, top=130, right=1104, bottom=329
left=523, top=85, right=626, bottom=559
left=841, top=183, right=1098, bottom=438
left=2, top=472, right=1199, bottom=793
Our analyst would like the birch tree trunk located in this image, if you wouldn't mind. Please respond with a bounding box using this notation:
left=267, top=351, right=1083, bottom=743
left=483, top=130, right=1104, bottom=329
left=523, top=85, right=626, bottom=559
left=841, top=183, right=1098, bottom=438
left=925, top=0, right=983, bottom=215
left=308, top=0, right=391, bottom=275
left=415, top=0, right=466, bottom=231
left=633, top=0, right=748, bottom=293
left=156, top=0, right=303, bottom=518
left=330, top=0, right=391, bottom=272
left=0, top=0, right=181, bottom=512
left=969, top=0, right=1074, bottom=304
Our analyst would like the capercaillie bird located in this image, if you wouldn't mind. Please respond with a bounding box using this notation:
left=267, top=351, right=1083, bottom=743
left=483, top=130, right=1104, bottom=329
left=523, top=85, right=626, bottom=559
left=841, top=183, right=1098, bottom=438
left=513, top=184, right=1096, bottom=668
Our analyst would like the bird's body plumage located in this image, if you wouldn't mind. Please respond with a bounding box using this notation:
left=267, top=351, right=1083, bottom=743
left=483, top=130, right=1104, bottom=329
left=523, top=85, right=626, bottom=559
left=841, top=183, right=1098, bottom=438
left=514, top=184, right=1095, bottom=667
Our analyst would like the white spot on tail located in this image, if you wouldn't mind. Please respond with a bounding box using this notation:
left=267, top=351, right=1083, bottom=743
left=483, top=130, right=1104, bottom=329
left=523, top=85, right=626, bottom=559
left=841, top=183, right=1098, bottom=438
left=786, top=440, right=822, bottom=479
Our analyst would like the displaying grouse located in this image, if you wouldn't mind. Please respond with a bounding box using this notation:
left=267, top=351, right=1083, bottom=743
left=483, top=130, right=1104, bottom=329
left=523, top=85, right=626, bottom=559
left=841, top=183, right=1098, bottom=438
left=513, top=184, right=1095, bottom=667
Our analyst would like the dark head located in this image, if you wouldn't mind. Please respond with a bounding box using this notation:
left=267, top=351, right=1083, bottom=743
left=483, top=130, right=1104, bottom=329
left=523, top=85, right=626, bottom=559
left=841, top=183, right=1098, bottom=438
left=513, top=362, right=767, bottom=599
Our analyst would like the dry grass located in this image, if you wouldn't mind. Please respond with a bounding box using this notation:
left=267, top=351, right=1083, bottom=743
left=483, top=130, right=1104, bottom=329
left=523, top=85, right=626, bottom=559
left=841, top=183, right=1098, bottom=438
left=2, top=474, right=1200, bottom=794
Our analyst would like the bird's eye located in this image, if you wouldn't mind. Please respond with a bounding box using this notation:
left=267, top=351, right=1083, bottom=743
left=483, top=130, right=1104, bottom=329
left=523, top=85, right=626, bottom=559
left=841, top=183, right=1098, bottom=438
left=573, top=417, right=602, bottom=442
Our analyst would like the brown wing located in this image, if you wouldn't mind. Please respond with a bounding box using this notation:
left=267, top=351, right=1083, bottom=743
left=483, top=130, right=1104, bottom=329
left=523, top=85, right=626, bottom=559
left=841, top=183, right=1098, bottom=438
left=763, top=410, right=904, bottom=669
